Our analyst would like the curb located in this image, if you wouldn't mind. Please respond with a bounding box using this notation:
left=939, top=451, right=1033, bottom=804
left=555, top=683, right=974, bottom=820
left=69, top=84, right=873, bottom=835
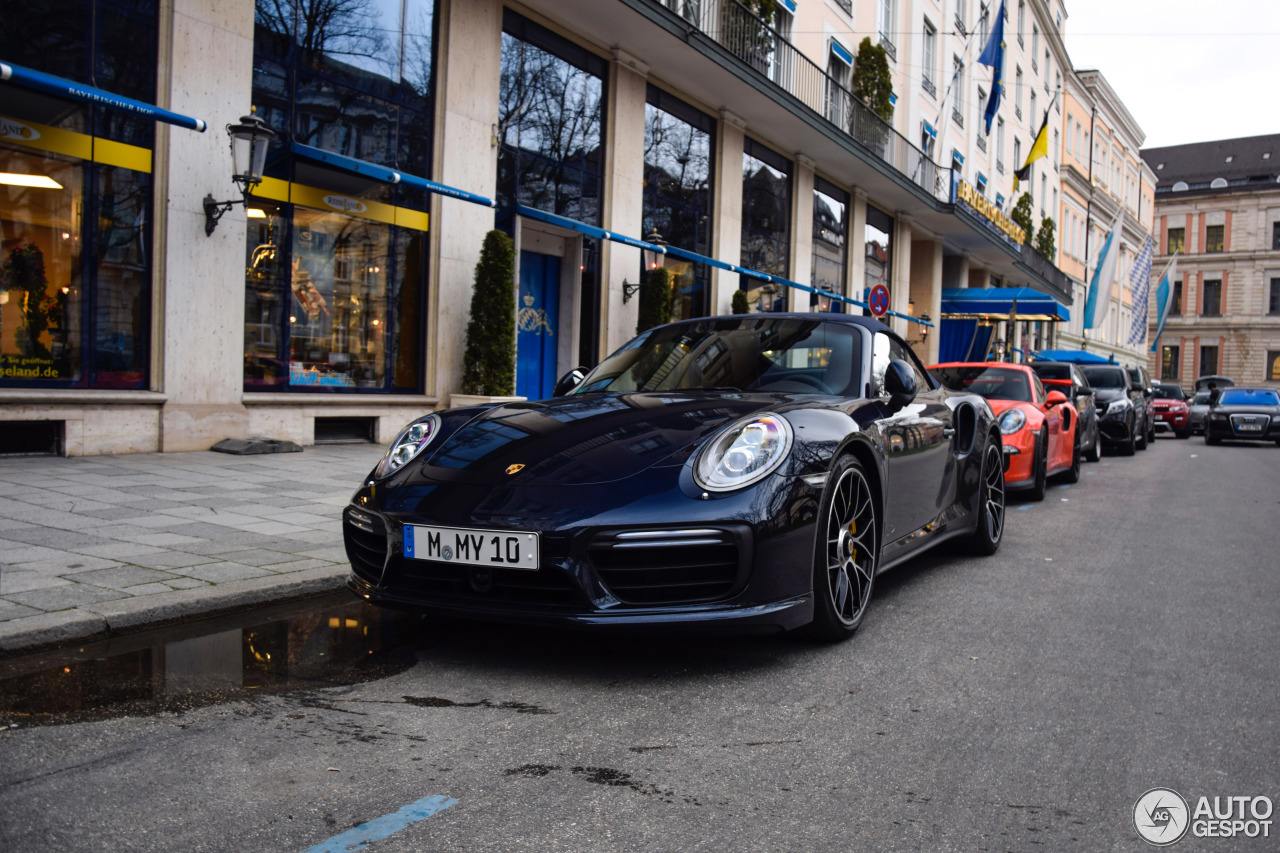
left=0, top=566, right=352, bottom=655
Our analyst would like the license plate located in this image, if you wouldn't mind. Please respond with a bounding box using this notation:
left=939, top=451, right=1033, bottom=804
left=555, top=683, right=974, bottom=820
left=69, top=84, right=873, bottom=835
left=404, top=525, right=539, bottom=570
left=1238, top=423, right=1263, bottom=432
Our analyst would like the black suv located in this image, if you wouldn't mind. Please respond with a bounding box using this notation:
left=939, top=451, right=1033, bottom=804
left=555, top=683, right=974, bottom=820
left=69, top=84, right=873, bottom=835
left=1031, top=361, right=1102, bottom=462
left=1125, top=364, right=1157, bottom=445
left=1082, top=364, right=1148, bottom=455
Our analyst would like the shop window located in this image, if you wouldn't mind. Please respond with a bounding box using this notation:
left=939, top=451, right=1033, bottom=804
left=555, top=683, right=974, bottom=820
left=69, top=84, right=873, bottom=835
left=498, top=11, right=606, bottom=225
left=644, top=85, right=714, bottom=321
left=246, top=0, right=436, bottom=394
left=811, top=177, right=849, bottom=312
left=1161, top=345, right=1179, bottom=380
left=864, top=204, right=894, bottom=317
left=1, top=0, right=158, bottom=390
left=740, top=138, right=792, bottom=311
left=1268, top=350, right=1280, bottom=382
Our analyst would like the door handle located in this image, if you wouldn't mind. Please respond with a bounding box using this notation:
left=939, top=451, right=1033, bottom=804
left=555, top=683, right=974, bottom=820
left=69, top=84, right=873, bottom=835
left=942, top=427, right=955, bottom=438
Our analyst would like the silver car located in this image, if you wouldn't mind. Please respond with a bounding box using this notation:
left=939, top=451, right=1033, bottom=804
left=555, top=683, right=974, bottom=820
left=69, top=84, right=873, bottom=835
left=1188, top=389, right=1212, bottom=434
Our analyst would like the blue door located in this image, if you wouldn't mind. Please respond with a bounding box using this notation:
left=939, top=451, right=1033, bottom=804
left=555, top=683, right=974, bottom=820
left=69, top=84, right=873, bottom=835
left=517, top=251, right=560, bottom=400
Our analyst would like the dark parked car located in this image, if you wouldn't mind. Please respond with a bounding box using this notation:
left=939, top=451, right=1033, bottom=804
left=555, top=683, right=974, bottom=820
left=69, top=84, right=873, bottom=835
left=1150, top=382, right=1191, bottom=438
left=1188, top=389, right=1212, bottom=434
left=1081, top=364, right=1147, bottom=454
left=1204, top=387, right=1280, bottom=446
left=1125, top=364, right=1158, bottom=445
left=344, top=315, right=1007, bottom=642
left=1031, top=361, right=1102, bottom=461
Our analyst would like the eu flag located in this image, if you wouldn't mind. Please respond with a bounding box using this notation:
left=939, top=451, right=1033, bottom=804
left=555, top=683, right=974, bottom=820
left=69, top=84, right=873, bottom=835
left=978, top=1, right=1006, bottom=136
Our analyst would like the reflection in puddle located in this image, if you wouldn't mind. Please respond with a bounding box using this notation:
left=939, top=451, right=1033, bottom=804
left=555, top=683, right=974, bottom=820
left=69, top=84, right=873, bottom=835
left=0, top=592, right=434, bottom=727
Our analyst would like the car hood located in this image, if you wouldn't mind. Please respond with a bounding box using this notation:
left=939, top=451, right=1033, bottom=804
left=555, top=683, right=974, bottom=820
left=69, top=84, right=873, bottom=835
left=1211, top=404, right=1280, bottom=416
left=1153, top=397, right=1187, bottom=406
left=416, top=391, right=794, bottom=486
left=1092, top=387, right=1129, bottom=405
left=983, top=398, right=1037, bottom=419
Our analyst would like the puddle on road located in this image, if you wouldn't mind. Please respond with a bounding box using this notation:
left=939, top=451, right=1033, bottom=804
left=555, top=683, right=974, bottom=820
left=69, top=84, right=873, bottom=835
left=0, top=592, right=439, bottom=727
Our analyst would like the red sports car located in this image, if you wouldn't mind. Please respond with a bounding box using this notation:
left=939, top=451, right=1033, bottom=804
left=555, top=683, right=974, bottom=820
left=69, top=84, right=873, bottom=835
left=928, top=362, right=1080, bottom=500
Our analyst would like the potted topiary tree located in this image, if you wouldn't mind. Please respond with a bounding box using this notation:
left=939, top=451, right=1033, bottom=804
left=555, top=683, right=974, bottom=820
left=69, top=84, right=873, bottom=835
left=636, top=266, right=672, bottom=335
left=731, top=289, right=750, bottom=314
left=1010, top=192, right=1036, bottom=247
left=452, top=230, right=525, bottom=408
left=851, top=37, right=895, bottom=156
left=1035, top=216, right=1056, bottom=260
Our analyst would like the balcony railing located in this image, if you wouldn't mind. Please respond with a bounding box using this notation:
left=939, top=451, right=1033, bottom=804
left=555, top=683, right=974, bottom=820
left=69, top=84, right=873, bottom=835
left=660, top=0, right=948, bottom=200
left=923, top=78, right=937, bottom=98
left=833, top=0, right=852, bottom=14
left=954, top=14, right=967, bottom=35
left=952, top=108, right=964, bottom=128
left=976, top=134, right=987, bottom=152
left=878, top=32, right=897, bottom=61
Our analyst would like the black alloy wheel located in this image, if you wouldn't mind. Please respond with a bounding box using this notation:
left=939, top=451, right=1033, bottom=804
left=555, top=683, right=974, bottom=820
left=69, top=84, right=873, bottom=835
left=805, top=456, right=878, bottom=642
left=1061, top=439, right=1082, bottom=484
left=967, top=438, right=1006, bottom=555
left=1028, top=429, right=1048, bottom=501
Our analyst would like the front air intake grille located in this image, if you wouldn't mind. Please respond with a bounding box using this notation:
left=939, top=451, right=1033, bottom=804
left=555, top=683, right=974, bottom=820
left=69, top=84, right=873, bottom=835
left=389, top=557, right=585, bottom=607
left=344, top=508, right=387, bottom=583
left=587, top=527, right=749, bottom=606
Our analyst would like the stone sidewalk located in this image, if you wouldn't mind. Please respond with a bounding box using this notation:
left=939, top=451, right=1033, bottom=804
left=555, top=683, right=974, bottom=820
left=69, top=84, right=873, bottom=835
left=0, top=443, right=386, bottom=654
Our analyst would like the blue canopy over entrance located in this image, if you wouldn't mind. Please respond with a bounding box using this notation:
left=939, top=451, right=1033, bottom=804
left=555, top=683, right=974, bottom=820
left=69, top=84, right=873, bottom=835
left=940, top=287, right=1070, bottom=321
left=1031, top=349, right=1114, bottom=364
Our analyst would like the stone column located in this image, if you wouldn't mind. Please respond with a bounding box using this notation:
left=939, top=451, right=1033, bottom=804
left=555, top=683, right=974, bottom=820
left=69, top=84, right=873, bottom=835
left=710, top=111, right=746, bottom=314
left=791, top=155, right=815, bottom=310
left=891, top=215, right=914, bottom=337
left=600, top=49, right=648, bottom=355
left=157, top=0, right=257, bottom=450
left=849, top=189, right=868, bottom=309
left=431, top=0, right=502, bottom=403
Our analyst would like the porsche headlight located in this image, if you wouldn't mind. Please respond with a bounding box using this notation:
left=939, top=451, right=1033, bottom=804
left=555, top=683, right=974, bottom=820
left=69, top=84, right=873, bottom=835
left=694, top=414, right=793, bottom=492
left=997, top=408, right=1027, bottom=435
left=374, top=415, right=442, bottom=479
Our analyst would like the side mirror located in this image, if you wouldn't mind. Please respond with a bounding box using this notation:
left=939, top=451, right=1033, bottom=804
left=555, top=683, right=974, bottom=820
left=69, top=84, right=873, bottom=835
left=1045, top=390, right=1069, bottom=407
left=884, top=360, right=918, bottom=410
left=1076, top=387, right=1095, bottom=397
left=552, top=366, right=588, bottom=397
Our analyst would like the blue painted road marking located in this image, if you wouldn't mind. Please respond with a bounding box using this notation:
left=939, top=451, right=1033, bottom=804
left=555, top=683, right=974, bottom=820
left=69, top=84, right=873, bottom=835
left=300, top=794, right=457, bottom=853
left=1017, top=504, right=1034, bottom=511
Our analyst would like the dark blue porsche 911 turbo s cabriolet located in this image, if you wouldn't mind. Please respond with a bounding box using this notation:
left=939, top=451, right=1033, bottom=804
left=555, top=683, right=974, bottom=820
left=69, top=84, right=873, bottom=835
left=344, top=314, right=1006, bottom=641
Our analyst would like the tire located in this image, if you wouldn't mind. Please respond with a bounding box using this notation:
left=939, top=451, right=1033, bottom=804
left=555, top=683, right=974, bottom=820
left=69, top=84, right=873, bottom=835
left=1061, top=439, right=1082, bottom=484
left=1120, top=419, right=1137, bottom=456
left=1176, top=428, right=1190, bottom=440
left=1136, top=417, right=1148, bottom=450
left=1205, top=430, right=1219, bottom=446
left=804, top=456, right=878, bottom=642
left=966, top=438, right=1006, bottom=555
left=1147, top=417, right=1157, bottom=444
left=1085, top=427, right=1102, bottom=462
left=1028, top=430, right=1048, bottom=501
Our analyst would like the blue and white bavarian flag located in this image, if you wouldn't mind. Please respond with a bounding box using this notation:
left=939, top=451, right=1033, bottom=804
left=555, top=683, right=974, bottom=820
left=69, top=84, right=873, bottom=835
left=1126, top=235, right=1155, bottom=347
left=1082, top=211, right=1123, bottom=331
left=1149, top=253, right=1179, bottom=353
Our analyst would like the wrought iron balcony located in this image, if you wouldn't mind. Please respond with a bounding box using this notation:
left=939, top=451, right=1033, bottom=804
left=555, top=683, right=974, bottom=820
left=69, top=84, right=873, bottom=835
left=652, top=0, right=948, bottom=201
left=976, top=134, right=987, bottom=152
left=879, top=31, right=897, bottom=61
left=954, top=14, right=967, bottom=35
left=953, top=108, right=964, bottom=128
left=833, top=0, right=852, bottom=14
left=923, top=77, right=937, bottom=98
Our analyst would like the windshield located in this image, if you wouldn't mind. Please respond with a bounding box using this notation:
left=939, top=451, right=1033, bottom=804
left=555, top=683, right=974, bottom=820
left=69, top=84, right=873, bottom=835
left=1032, top=363, right=1071, bottom=380
left=1191, top=391, right=1211, bottom=405
left=1218, top=389, right=1280, bottom=406
left=930, top=366, right=1033, bottom=402
left=1153, top=385, right=1184, bottom=399
left=576, top=318, right=863, bottom=396
left=1081, top=366, right=1128, bottom=389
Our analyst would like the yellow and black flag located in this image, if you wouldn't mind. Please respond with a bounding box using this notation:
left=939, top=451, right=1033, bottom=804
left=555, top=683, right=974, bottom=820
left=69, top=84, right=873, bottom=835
left=1013, top=110, right=1049, bottom=193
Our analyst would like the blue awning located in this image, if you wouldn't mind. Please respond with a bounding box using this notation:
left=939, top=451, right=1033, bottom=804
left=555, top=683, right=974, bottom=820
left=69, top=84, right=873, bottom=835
left=941, top=287, right=1069, bottom=322
left=1032, top=349, right=1114, bottom=364
left=1, top=61, right=206, bottom=132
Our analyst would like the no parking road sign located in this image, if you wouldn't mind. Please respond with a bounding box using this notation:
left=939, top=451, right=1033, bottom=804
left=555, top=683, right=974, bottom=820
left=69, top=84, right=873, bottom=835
left=868, top=284, right=890, bottom=317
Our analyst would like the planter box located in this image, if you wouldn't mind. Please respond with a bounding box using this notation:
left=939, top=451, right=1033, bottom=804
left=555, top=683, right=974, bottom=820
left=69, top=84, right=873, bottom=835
left=449, top=394, right=526, bottom=409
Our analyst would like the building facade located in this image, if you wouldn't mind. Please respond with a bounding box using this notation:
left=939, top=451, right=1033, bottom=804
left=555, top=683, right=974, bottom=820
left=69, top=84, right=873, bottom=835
left=4, top=0, right=1139, bottom=456
left=1140, top=135, right=1280, bottom=388
left=1053, top=68, right=1156, bottom=365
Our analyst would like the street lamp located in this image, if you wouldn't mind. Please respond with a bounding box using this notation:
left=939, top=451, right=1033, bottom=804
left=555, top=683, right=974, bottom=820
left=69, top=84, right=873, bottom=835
left=623, top=230, right=668, bottom=303
left=204, top=110, right=276, bottom=236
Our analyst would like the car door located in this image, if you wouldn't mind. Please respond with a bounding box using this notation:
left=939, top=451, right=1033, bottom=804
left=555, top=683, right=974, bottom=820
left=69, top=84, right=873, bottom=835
left=1033, top=371, right=1069, bottom=469
left=871, top=332, right=954, bottom=542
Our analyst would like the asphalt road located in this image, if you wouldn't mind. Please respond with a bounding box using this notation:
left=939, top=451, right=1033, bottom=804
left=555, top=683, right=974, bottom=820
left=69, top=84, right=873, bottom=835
left=1, top=436, right=1278, bottom=852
